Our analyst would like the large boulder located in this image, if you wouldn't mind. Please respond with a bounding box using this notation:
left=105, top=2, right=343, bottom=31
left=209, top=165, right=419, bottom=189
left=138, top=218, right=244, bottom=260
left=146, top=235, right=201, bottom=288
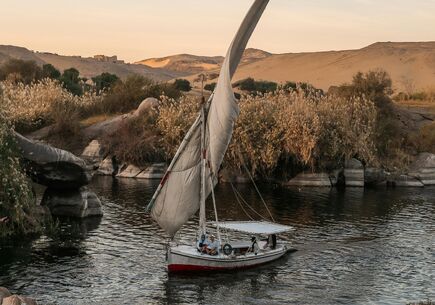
left=81, top=139, right=104, bottom=161
left=14, top=132, right=91, bottom=189
left=82, top=114, right=125, bottom=139
left=329, top=169, right=344, bottom=186
left=116, top=164, right=142, bottom=178
left=344, top=158, right=364, bottom=187
left=41, top=187, right=103, bottom=218
left=133, top=97, right=159, bottom=117
left=97, top=156, right=119, bottom=176
left=1, top=295, right=38, bottom=305
left=286, top=172, right=331, bottom=187
left=408, top=152, right=435, bottom=185
left=0, top=287, right=12, bottom=304
left=364, top=167, right=387, bottom=186
left=392, top=175, right=424, bottom=187
left=2, top=295, right=21, bottom=305
left=83, top=97, right=159, bottom=139
left=136, top=163, right=167, bottom=179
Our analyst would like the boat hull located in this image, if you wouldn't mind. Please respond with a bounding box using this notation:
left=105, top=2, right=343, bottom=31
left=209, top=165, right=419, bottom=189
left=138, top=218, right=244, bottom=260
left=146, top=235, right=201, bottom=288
left=168, top=245, right=288, bottom=273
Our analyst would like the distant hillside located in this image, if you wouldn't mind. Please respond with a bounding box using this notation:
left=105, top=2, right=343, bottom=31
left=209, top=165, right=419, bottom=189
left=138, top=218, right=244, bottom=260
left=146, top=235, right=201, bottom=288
left=136, top=48, right=272, bottom=75
left=0, top=45, right=182, bottom=81
left=2, top=42, right=435, bottom=91
left=231, top=42, right=435, bottom=92
left=0, top=45, right=45, bottom=65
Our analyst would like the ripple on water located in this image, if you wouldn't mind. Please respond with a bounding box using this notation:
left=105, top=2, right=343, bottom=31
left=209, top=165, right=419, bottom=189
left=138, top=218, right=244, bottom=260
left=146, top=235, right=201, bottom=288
left=0, top=177, right=434, bottom=305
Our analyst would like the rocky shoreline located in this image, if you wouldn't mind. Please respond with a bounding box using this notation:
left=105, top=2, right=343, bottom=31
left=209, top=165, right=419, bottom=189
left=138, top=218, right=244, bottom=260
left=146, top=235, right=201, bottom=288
left=14, top=132, right=103, bottom=220
left=76, top=98, right=435, bottom=189
left=14, top=96, right=433, bottom=223
left=0, top=287, right=37, bottom=305
left=83, top=134, right=435, bottom=188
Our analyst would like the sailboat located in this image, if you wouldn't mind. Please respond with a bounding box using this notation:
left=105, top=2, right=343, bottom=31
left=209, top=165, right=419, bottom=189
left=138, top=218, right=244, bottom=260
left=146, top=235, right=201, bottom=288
left=146, top=0, right=294, bottom=273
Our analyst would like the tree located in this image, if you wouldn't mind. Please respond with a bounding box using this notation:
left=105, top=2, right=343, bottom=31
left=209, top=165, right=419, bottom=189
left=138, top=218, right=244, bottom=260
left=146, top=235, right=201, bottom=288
left=42, top=64, right=61, bottom=79
left=0, top=59, right=42, bottom=84
left=92, top=72, right=119, bottom=93
left=173, top=79, right=191, bottom=92
left=236, top=77, right=277, bottom=94
left=101, top=75, right=182, bottom=114
left=351, top=70, right=393, bottom=98
left=237, top=77, right=256, bottom=91
left=204, top=82, right=216, bottom=92
left=60, top=68, right=82, bottom=95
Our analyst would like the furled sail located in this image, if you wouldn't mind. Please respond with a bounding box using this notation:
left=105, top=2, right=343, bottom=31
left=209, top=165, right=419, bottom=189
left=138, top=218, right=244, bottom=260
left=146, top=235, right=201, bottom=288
left=147, top=0, right=270, bottom=237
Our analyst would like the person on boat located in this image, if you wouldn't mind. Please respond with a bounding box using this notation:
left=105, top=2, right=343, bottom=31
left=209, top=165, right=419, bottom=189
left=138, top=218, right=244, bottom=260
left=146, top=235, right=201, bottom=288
left=197, top=233, right=209, bottom=253
left=263, top=234, right=277, bottom=250
left=206, top=235, right=219, bottom=256
left=249, top=236, right=259, bottom=255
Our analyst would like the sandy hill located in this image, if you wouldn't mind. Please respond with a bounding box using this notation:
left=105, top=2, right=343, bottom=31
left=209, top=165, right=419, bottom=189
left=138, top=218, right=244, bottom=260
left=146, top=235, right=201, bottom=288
left=0, top=45, right=45, bottom=65
left=231, top=42, right=435, bottom=92
left=0, top=45, right=181, bottom=81
left=136, top=48, right=272, bottom=75
left=136, top=54, right=223, bottom=75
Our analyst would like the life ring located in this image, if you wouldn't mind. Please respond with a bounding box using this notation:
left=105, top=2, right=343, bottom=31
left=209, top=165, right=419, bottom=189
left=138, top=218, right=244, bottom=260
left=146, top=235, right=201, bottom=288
left=222, top=243, right=233, bottom=255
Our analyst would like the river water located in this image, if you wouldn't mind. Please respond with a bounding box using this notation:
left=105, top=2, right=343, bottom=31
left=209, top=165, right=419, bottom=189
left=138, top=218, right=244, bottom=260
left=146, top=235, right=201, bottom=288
left=0, top=176, right=434, bottom=305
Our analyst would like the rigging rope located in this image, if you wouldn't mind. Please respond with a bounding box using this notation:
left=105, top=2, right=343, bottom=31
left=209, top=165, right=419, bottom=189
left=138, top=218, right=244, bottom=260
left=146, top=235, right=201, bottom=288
left=230, top=182, right=254, bottom=220
left=230, top=181, right=270, bottom=221
left=237, top=146, right=275, bottom=222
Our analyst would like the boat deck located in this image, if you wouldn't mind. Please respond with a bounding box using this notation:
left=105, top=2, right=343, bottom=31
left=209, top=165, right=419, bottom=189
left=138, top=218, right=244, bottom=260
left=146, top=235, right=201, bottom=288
left=171, top=243, right=287, bottom=260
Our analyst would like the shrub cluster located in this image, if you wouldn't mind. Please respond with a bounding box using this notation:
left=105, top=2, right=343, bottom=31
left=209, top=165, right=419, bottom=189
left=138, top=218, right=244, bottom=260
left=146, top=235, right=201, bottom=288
left=173, top=79, right=192, bottom=92
left=204, top=82, right=216, bottom=92
left=227, top=90, right=376, bottom=177
left=0, top=95, right=42, bottom=238
left=154, top=89, right=376, bottom=178
left=100, top=75, right=181, bottom=114
left=329, top=69, right=413, bottom=170
left=0, top=78, right=101, bottom=133
left=234, top=77, right=277, bottom=94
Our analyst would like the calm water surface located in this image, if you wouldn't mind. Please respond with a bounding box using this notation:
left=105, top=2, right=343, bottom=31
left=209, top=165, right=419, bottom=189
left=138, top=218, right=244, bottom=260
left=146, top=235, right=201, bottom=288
left=0, top=176, right=434, bottom=305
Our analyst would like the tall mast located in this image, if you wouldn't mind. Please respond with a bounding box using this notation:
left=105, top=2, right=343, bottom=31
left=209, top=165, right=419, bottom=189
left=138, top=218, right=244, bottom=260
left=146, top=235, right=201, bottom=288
left=199, top=102, right=207, bottom=234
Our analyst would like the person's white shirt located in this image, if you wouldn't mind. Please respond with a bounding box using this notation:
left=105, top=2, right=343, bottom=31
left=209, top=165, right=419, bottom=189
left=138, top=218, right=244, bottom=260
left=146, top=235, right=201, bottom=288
left=207, top=239, right=219, bottom=253
left=197, top=236, right=209, bottom=250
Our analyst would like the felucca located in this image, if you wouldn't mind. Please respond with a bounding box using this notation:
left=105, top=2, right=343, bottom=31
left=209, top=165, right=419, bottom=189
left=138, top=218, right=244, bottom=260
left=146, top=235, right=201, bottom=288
left=146, top=0, right=294, bottom=273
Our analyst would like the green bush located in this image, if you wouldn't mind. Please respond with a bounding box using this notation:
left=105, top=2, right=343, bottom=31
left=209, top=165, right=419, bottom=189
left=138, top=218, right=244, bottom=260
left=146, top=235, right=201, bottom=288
left=174, top=79, right=191, bottom=92
left=0, top=59, right=42, bottom=84
left=45, top=98, right=83, bottom=151
left=0, top=98, right=42, bottom=238
left=156, top=90, right=376, bottom=178
left=235, top=77, right=277, bottom=94
left=100, top=75, right=181, bottom=114
left=101, top=108, right=165, bottom=166
left=42, top=64, right=61, bottom=79
left=92, top=72, right=119, bottom=94
left=281, top=81, right=323, bottom=95
left=330, top=70, right=412, bottom=169
left=1, top=79, right=101, bottom=133
left=60, top=68, right=82, bottom=96
left=204, top=82, right=216, bottom=92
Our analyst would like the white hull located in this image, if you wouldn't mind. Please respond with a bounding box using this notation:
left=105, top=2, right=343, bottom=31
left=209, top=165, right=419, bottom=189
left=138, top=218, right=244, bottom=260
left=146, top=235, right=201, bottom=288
left=168, top=244, right=288, bottom=273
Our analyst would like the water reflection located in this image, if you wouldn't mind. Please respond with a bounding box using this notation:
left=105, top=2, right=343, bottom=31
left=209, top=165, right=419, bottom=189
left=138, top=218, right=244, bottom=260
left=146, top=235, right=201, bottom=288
left=0, top=176, right=433, bottom=305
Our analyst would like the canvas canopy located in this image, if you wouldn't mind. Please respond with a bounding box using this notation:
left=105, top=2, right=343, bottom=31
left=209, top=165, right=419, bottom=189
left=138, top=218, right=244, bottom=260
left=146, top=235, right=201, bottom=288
left=213, top=221, right=294, bottom=235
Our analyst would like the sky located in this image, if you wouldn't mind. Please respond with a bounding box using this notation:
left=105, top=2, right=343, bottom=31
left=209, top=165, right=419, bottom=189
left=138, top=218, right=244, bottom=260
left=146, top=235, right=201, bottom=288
left=1, top=0, right=435, bottom=62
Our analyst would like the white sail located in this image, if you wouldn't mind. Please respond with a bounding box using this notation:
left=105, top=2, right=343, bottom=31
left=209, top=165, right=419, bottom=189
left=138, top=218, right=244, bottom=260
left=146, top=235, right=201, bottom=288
left=147, top=0, right=270, bottom=237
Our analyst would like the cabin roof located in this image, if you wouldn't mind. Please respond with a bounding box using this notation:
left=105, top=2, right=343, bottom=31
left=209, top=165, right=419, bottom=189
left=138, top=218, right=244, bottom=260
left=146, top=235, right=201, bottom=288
left=212, top=221, right=294, bottom=235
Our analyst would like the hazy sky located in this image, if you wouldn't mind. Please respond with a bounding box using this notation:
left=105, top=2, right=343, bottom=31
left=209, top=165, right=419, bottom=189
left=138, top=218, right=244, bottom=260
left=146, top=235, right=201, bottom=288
left=1, top=0, right=435, bottom=62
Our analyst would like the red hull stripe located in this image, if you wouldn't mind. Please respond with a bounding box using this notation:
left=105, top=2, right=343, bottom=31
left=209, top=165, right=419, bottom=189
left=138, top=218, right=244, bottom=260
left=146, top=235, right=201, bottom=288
left=168, top=262, right=264, bottom=273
